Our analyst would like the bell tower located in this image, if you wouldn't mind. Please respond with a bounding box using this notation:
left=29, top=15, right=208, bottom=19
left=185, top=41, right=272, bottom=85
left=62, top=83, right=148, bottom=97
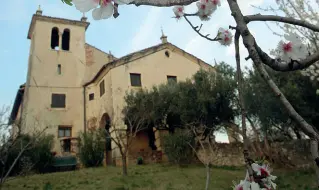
left=21, top=6, right=90, bottom=153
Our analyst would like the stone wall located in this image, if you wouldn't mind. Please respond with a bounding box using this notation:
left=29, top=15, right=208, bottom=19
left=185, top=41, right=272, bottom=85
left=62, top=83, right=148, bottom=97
left=196, top=140, right=313, bottom=168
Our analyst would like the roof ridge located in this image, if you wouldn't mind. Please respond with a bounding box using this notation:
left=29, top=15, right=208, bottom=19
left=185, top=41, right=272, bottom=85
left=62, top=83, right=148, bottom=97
left=84, top=42, right=213, bottom=86
left=85, top=43, right=117, bottom=59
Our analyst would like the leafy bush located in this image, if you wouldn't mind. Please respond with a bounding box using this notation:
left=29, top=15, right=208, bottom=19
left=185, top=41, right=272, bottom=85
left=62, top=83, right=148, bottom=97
left=1, top=134, right=54, bottom=176
left=78, top=128, right=105, bottom=167
left=162, top=132, right=194, bottom=165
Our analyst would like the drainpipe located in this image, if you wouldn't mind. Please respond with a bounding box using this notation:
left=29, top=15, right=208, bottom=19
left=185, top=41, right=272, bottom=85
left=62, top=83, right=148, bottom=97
left=83, top=86, right=87, bottom=133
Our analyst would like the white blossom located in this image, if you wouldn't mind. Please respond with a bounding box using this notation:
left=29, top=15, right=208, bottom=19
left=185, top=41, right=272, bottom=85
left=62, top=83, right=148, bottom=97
left=233, top=180, right=250, bottom=190
left=173, top=6, right=184, bottom=19
left=73, top=0, right=133, bottom=20
left=274, top=33, right=308, bottom=62
left=196, top=0, right=215, bottom=21
left=217, top=28, right=233, bottom=46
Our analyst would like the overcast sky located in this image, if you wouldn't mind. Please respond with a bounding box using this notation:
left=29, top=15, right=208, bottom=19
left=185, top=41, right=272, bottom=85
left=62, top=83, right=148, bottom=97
left=0, top=0, right=282, bottom=142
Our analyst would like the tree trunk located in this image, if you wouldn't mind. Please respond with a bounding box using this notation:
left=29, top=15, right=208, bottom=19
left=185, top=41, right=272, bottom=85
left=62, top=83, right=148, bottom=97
left=205, top=164, right=210, bottom=190
left=234, top=31, right=254, bottom=180
left=122, top=155, right=128, bottom=176
left=247, top=117, right=262, bottom=156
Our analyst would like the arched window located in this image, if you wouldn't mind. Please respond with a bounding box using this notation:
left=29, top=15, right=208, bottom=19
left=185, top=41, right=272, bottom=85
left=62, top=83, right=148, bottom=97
left=51, top=27, right=59, bottom=50
left=62, top=29, right=70, bottom=51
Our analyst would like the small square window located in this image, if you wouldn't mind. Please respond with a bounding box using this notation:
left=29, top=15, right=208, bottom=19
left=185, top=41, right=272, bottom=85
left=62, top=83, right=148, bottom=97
left=58, top=126, right=72, bottom=138
left=167, top=76, right=177, bottom=83
left=51, top=94, right=66, bottom=108
left=89, top=93, right=94, bottom=101
left=100, top=80, right=105, bottom=97
left=130, top=73, right=141, bottom=87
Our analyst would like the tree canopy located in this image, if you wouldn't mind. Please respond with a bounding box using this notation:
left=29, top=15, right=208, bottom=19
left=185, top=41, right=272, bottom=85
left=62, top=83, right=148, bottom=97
left=123, top=62, right=237, bottom=138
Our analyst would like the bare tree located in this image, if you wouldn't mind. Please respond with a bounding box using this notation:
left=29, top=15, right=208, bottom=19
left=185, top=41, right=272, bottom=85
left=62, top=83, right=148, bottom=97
left=186, top=124, right=219, bottom=190
left=104, top=108, right=149, bottom=176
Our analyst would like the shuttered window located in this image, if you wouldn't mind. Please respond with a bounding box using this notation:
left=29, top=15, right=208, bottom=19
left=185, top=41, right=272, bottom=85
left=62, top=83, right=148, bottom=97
left=130, top=73, right=141, bottom=87
left=51, top=94, right=66, bottom=108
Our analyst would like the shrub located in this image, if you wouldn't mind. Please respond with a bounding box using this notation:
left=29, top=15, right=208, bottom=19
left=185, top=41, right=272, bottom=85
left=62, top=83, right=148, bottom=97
left=1, top=134, right=54, bottom=176
left=162, top=131, right=194, bottom=165
left=78, top=128, right=105, bottom=167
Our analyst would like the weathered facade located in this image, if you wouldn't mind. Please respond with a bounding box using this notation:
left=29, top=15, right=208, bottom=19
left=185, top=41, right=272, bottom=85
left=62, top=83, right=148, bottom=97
left=8, top=9, right=224, bottom=165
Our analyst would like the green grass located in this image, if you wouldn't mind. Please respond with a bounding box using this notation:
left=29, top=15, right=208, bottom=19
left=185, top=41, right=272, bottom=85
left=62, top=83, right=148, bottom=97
left=2, top=164, right=318, bottom=190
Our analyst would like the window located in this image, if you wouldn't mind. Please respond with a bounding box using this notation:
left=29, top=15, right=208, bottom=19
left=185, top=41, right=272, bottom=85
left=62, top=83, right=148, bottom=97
left=62, top=139, right=71, bottom=152
left=165, top=51, right=170, bottom=57
left=100, top=80, right=105, bottom=97
left=57, top=64, right=61, bottom=75
left=62, top=29, right=70, bottom=51
left=51, top=27, right=59, bottom=50
left=51, top=94, right=66, bottom=108
left=130, top=73, right=142, bottom=87
left=167, top=76, right=177, bottom=83
left=89, top=93, right=94, bottom=101
left=58, top=126, right=72, bottom=152
left=58, top=126, right=72, bottom=137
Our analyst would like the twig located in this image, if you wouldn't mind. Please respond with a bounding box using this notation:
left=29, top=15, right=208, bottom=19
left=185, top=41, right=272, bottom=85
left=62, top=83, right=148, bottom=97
left=245, top=14, right=319, bottom=33
left=183, top=15, right=220, bottom=41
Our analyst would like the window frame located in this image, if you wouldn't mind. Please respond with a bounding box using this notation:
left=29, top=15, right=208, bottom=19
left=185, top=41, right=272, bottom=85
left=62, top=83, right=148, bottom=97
left=57, top=64, right=62, bottom=75
left=89, top=93, right=94, bottom=101
left=50, top=27, right=59, bottom=50
left=167, top=75, right=177, bottom=83
left=130, top=73, right=142, bottom=87
left=51, top=93, right=66, bottom=108
left=58, top=125, right=72, bottom=138
left=62, top=29, right=70, bottom=51
left=99, top=80, right=105, bottom=97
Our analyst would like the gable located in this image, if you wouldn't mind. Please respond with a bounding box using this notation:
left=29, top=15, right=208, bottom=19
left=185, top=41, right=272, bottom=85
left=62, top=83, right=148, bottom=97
left=84, top=43, right=214, bottom=86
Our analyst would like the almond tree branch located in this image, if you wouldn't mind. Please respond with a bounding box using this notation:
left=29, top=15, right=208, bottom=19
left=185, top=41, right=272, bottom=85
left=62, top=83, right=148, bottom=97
left=234, top=30, right=255, bottom=181
left=227, top=0, right=319, bottom=141
left=130, top=0, right=198, bottom=7
left=184, top=15, right=221, bottom=41
left=227, top=0, right=319, bottom=186
left=245, top=14, right=319, bottom=32
left=255, top=43, right=319, bottom=71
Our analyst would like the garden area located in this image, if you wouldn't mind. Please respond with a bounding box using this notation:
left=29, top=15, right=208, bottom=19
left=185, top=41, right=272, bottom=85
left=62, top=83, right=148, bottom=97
left=2, top=164, right=317, bottom=190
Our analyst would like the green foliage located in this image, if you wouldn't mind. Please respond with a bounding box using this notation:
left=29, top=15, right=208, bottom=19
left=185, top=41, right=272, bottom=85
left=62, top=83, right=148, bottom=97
left=162, top=132, right=195, bottom=165
left=123, top=62, right=237, bottom=136
left=78, top=128, right=105, bottom=167
left=1, top=134, right=54, bottom=176
left=61, top=0, right=73, bottom=6
left=244, top=65, right=319, bottom=137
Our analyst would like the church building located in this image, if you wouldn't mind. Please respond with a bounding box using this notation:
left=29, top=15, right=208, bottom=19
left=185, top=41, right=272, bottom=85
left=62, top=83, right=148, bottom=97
left=8, top=8, right=221, bottom=165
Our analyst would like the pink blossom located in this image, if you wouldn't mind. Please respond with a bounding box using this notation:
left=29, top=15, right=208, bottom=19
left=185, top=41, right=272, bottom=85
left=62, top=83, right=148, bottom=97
left=173, top=6, right=184, bottom=19
left=72, top=0, right=133, bottom=20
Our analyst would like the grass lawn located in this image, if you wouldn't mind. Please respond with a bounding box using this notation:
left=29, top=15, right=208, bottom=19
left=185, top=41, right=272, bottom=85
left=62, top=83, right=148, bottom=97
left=2, top=164, right=317, bottom=190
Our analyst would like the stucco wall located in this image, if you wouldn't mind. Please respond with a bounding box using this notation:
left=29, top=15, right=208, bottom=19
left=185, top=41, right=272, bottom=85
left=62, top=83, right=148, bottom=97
left=109, top=48, right=204, bottom=124
left=22, top=18, right=88, bottom=153
left=83, top=44, right=113, bottom=83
